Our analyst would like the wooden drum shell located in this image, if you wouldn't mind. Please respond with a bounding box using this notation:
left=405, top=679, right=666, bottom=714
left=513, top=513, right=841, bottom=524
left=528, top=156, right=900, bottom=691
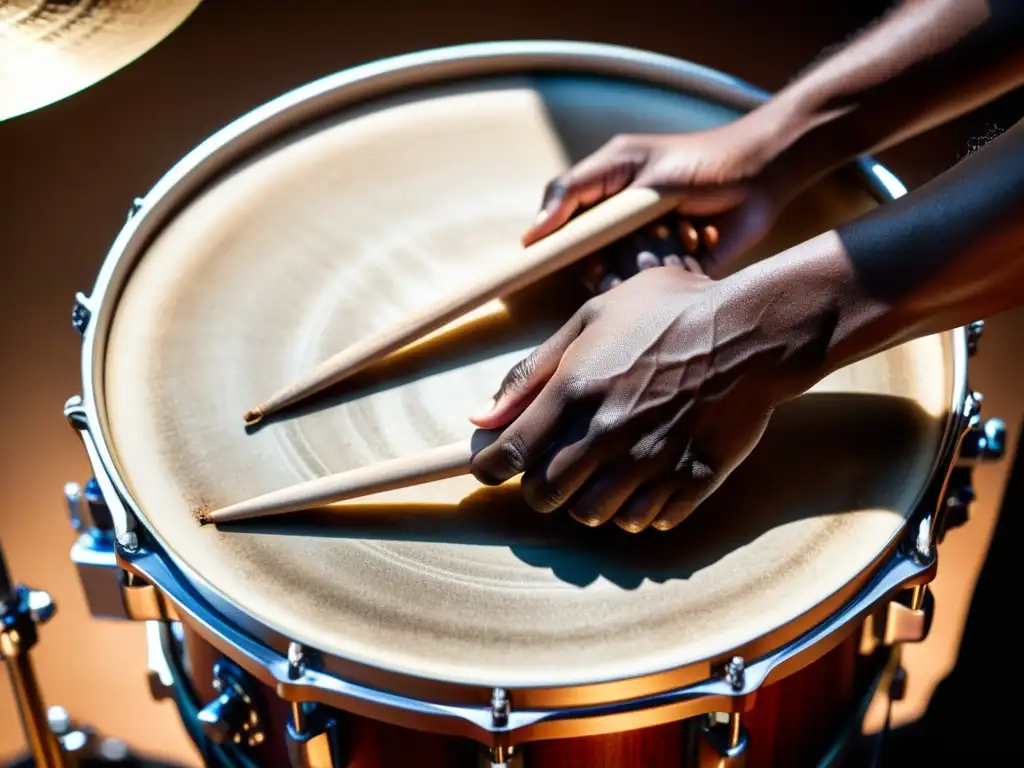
left=180, top=620, right=875, bottom=767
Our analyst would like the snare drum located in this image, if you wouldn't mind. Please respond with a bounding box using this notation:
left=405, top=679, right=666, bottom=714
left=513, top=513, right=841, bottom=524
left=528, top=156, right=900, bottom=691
left=66, top=42, right=976, bottom=768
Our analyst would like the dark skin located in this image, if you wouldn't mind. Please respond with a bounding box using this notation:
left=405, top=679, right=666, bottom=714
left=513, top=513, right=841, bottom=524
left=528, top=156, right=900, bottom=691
left=469, top=0, right=1024, bottom=531
left=554, top=0, right=1024, bottom=288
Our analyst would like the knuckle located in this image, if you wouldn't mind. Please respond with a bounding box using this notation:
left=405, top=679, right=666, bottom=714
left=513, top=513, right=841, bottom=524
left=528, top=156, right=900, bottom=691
left=498, top=432, right=530, bottom=474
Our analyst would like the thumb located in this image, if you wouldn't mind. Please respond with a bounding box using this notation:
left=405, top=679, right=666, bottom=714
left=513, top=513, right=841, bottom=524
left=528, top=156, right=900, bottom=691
left=470, top=310, right=585, bottom=429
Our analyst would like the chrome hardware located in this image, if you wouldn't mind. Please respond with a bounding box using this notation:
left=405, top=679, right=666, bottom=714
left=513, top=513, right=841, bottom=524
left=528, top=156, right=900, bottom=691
left=145, top=622, right=175, bottom=702
left=197, top=658, right=264, bottom=748
left=64, top=483, right=83, bottom=532
left=889, top=666, right=908, bottom=702
left=939, top=467, right=975, bottom=537
left=71, top=293, right=91, bottom=335
left=491, top=687, right=510, bottom=728
left=126, top=197, right=145, bottom=221
left=1, top=544, right=65, bottom=768
left=724, top=657, right=745, bottom=691
left=63, top=396, right=87, bottom=431
left=287, top=701, right=346, bottom=768
left=960, top=418, right=1006, bottom=462
left=288, top=641, right=306, bottom=680
left=966, top=320, right=984, bottom=356
left=484, top=744, right=520, bottom=767
left=697, top=712, right=748, bottom=768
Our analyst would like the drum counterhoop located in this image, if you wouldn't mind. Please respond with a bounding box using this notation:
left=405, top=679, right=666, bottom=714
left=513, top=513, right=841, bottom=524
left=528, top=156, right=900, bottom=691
left=64, top=40, right=980, bottom=765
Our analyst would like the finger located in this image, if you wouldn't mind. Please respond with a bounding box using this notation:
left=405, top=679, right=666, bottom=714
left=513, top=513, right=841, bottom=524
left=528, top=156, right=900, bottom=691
left=682, top=255, right=705, bottom=275
left=636, top=250, right=660, bottom=271
left=614, top=481, right=678, bottom=533
left=522, top=157, right=639, bottom=246
left=701, top=224, right=720, bottom=251
left=520, top=424, right=605, bottom=514
left=597, top=274, right=622, bottom=293
left=470, top=309, right=585, bottom=429
left=677, top=219, right=700, bottom=253
left=663, top=254, right=683, bottom=268
left=470, top=380, right=570, bottom=486
left=651, top=455, right=720, bottom=531
left=565, top=464, right=650, bottom=528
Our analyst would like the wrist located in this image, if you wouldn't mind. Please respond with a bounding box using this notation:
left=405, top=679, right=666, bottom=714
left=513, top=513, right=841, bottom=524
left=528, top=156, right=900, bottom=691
left=719, top=231, right=890, bottom=401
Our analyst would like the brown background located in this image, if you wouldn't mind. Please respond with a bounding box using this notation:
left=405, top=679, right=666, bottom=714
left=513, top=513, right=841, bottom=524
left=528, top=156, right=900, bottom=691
left=2, top=1, right=1022, bottom=764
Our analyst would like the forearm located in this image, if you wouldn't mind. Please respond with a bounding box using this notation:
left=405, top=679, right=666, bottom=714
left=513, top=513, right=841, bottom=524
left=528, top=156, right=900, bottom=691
left=733, top=115, right=1024, bottom=396
left=741, top=0, right=1024, bottom=199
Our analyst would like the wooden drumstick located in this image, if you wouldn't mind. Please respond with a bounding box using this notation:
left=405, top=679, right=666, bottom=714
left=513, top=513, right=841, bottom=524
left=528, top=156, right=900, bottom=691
left=198, top=438, right=481, bottom=525
left=243, top=187, right=678, bottom=424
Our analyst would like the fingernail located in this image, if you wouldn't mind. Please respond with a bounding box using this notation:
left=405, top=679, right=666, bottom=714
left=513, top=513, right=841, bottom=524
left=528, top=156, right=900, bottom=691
left=570, top=510, right=601, bottom=527
left=651, top=519, right=676, bottom=531
left=702, top=225, right=720, bottom=250
left=470, top=398, right=497, bottom=422
left=614, top=517, right=647, bottom=534
left=679, top=221, right=699, bottom=253
left=663, top=254, right=683, bottom=268
left=535, top=208, right=551, bottom=225
left=653, top=223, right=671, bottom=240
left=636, top=251, right=659, bottom=270
left=683, top=255, right=703, bottom=274
left=597, top=275, right=622, bottom=293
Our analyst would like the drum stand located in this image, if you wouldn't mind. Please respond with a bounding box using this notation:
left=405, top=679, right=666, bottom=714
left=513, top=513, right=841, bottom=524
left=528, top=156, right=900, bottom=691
left=1, top=540, right=185, bottom=768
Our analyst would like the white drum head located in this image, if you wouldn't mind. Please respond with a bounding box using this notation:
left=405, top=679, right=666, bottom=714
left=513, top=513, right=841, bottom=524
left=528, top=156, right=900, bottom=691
left=95, top=66, right=955, bottom=705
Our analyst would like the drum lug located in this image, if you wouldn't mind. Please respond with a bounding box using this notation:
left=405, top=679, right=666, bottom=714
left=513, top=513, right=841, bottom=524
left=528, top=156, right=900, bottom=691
left=697, top=712, right=748, bottom=768
left=480, top=744, right=522, bottom=767
left=287, top=702, right=347, bottom=768
left=69, top=519, right=176, bottom=623
left=959, top=417, right=1006, bottom=463
left=63, top=399, right=139, bottom=552
left=197, top=657, right=265, bottom=748
left=859, top=586, right=934, bottom=654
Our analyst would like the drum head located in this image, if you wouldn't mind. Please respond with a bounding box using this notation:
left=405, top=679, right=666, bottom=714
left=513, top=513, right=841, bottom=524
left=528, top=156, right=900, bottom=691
left=99, top=69, right=954, bottom=700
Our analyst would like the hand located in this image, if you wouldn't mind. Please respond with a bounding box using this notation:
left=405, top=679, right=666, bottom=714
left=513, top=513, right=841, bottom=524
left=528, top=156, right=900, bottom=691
left=468, top=267, right=787, bottom=532
left=526, top=121, right=787, bottom=285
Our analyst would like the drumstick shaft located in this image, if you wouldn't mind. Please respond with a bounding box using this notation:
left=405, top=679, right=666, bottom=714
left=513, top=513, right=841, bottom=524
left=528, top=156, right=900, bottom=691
left=244, top=187, right=677, bottom=423
left=204, top=439, right=475, bottom=524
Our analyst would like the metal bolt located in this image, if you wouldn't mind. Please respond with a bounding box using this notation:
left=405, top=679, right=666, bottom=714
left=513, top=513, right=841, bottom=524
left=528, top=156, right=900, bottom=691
left=965, top=391, right=983, bottom=421
left=71, top=292, right=91, bottom=335
left=725, top=657, right=745, bottom=691
left=966, top=320, right=984, bottom=356
left=65, top=482, right=83, bottom=531
left=287, top=642, right=306, bottom=680
left=117, top=531, right=139, bottom=554
left=47, top=706, right=71, bottom=735
left=126, top=197, right=145, bottom=221
left=27, top=589, right=56, bottom=624
left=64, top=396, right=88, bottom=430
left=491, top=687, right=510, bottom=728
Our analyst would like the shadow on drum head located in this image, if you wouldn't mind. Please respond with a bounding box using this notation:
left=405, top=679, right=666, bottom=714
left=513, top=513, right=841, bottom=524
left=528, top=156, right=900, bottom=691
left=245, top=276, right=584, bottom=431
left=224, top=391, right=936, bottom=590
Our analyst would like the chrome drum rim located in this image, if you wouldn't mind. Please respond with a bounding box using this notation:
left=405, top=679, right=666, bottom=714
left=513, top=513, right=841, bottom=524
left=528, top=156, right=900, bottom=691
left=70, top=40, right=969, bottom=738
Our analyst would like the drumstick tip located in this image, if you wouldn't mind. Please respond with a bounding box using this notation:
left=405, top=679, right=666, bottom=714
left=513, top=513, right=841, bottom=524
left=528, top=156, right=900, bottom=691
left=192, top=504, right=213, bottom=526
left=243, top=406, right=264, bottom=425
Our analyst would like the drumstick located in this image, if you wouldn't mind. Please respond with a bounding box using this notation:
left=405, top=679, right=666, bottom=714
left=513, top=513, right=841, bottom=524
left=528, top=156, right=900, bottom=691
left=243, top=186, right=678, bottom=424
left=199, top=438, right=478, bottom=525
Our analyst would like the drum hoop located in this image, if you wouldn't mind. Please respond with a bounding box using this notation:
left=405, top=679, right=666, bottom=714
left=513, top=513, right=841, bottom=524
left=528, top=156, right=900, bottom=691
left=71, top=40, right=969, bottom=715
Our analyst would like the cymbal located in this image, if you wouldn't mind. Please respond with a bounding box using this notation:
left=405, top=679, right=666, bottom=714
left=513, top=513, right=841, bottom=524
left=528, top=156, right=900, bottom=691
left=0, top=0, right=203, bottom=122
